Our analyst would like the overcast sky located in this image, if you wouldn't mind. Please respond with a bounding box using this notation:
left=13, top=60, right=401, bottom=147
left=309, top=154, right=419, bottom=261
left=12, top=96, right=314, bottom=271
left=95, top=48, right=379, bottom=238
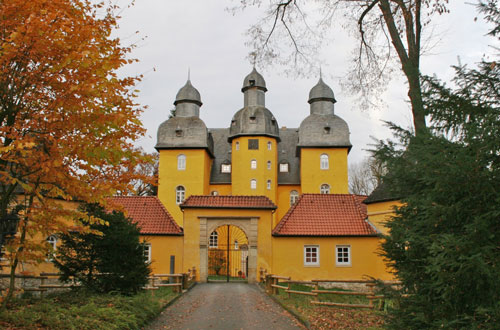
left=115, top=1, right=494, bottom=165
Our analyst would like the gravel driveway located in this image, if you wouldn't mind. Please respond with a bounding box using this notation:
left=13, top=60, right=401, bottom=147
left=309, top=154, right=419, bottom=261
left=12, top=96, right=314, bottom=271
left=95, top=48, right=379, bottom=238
left=145, top=282, right=305, bottom=330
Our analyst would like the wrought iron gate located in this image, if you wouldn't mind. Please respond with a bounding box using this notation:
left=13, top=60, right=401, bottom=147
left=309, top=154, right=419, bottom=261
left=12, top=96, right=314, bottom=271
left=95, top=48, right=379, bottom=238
left=207, top=224, right=248, bottom=282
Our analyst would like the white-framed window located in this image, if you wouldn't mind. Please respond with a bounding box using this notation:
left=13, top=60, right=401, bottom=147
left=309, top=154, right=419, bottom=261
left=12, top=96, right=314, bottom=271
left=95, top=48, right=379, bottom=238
left=235, top=141, right=240, bottom=150
left=267, top=160, right=271, bottom=170
left=221, top=164, right=231, bottom=173
left=320, top=184, right=330, bottom=194
left=209, top=231, right=218, bottom=248
left=176, top=186, right=185, bottom=204
left=251, top=159, right=257, bottom=169
left=47, top=235, right=57, bottom=250
left=336, top=245, right=351, bottom=266
left=177, top=154, right=186, bottom=170
left=46, top=235, right=58, bottom=261
left=267, top=141, right=272, bottom=150
left=290, top=190, right=299, bottom=206
left=304, top=245, right=319, bottom=266
left=143, top=243, right=152, bottom=263
left=250, top=179, right=257, bottom=190
left=320, top=154, right=329, bottom=170
left=234, top=240, right=239, bottom=250
left=279, top=163, right=289, bottom=172
left=267, top=180, right=271, bottom=190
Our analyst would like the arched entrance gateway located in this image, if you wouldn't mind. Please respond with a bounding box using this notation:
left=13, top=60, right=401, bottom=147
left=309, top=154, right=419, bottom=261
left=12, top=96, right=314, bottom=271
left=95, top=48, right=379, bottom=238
left=180, top=195, right=276, bottom=284
left=207, top=225, right=249, bottom=282
left=199, top=217, right=258, bottom=283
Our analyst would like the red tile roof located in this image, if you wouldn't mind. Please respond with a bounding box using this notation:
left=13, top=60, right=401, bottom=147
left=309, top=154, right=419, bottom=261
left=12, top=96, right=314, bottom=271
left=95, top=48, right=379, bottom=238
left=272, top=194, right=376, bottom=236
left=108, top=196, right=182, bottom=235
left=181, top=195, right=277, bottom=209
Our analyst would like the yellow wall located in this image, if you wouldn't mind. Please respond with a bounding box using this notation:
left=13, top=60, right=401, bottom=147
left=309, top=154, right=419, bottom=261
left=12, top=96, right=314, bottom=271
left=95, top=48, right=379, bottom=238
left=141, top=235, right=183, bottom=274
left=300, top=148, right=348, bottom=194
left=157, top=149, right=212, bottom=226
left=275, top=185, right=301, bottom=226
left=272, top=236, right=393, bottom=281
left=366, top=200, right=402, bottom=235
left=182, top=207, right=274, bottom=282
left=231, top=136, right=278, bottom=203
left=208, top=184, right=232, bottom=196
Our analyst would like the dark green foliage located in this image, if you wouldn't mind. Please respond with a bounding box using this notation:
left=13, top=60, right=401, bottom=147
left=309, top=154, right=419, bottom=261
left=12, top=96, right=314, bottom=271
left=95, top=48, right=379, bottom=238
left=0, top=287, right=177, bottom=329
left=54, top=204, right=151, bottom=295
left=376, top=59, right=500, bottom=329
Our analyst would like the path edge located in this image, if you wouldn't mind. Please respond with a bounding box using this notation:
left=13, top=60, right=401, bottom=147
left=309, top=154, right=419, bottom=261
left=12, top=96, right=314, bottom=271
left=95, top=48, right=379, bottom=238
left=255, top=283, right=310, bottom=329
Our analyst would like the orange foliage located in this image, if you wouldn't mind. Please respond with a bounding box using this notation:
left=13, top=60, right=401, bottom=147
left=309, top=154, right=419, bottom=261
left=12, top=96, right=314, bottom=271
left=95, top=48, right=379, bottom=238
left=0, top=0, right=149, bottom=270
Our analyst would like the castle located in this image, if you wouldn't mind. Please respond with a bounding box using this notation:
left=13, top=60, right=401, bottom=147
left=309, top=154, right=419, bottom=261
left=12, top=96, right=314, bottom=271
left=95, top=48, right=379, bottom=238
left=7, top=68, right=396, bottom=283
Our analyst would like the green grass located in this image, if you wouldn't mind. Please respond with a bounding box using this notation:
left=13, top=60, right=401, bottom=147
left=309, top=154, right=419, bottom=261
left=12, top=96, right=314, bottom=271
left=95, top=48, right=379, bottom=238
left=0, top=287, right=178, bottom=330
left=269, top=283, right=385, bottom=330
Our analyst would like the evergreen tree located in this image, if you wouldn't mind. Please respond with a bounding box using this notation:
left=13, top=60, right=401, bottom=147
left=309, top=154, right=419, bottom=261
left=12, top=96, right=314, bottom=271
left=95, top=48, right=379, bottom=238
left=54, top=204, right=151, bottom=295
left=375, top=59, right=499, bottom=328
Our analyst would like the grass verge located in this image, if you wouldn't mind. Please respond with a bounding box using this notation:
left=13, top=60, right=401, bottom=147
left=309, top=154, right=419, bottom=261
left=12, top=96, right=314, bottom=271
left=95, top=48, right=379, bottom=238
left=0, top=287, right=178, bottom=330
left=269, top=283, right=385, bottom=330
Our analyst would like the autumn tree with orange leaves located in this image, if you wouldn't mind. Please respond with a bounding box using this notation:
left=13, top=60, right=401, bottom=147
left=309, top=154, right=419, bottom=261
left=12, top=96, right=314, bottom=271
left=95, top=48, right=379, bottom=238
left=0, top=0, right=150, bottom=307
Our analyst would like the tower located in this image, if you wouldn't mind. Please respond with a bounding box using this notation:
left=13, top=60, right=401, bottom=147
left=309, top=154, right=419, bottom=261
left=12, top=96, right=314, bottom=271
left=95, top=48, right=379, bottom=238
left=155, top=80, right=214, bottom=226
left=298, top=78, right=351, bottom=194
left=228, top=68, right=279, bottom=203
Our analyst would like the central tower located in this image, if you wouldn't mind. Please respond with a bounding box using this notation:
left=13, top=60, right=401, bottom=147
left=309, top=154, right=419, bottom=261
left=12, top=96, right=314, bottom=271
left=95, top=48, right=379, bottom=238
left=228, top=68, right=279, bottom=203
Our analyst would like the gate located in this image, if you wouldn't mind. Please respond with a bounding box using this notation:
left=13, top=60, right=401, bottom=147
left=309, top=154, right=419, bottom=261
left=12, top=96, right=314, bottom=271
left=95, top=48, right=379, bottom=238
left=207, top=224, right=248, bottom=282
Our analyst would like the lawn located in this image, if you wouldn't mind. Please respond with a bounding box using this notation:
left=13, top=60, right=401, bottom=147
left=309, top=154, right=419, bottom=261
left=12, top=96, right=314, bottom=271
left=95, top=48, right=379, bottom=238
left=0, top=287, right=178, bottom=330
left=271, top=283, right=385, bottom=330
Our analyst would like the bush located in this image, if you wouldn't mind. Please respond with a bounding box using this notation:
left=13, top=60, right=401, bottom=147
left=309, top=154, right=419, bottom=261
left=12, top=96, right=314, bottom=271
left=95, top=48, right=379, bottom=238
left=54, top=203, right=151, bottom=295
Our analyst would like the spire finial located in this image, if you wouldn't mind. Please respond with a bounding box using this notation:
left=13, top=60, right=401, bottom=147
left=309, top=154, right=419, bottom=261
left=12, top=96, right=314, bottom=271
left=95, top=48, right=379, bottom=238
left=188, top=67, right=191, bottom=81
left=319, top=66, right=322, bottom=79
left=250, top=51, right=257, bottom=68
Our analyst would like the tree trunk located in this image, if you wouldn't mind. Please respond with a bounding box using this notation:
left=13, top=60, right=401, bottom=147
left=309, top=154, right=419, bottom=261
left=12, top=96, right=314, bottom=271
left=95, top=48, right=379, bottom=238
left=379, top=0, right=427, bottom=135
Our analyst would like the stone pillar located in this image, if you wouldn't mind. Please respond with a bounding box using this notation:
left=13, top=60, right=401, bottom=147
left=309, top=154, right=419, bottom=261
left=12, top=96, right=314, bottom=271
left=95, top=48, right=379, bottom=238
left=199, top=217, right=208, bottom=282
left=247, top=217, right=259, bottom=283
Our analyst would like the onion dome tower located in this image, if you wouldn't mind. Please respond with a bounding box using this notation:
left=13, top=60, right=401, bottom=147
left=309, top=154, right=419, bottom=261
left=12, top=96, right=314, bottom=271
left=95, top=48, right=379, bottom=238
left=156, top=79, right=213, bottom=152
left=298, top=77, right=351, bottom=194
left=228, top=68, right=280, bottom=142
left=298, top=78, right=351, bottom=149
left=155, top=79, right=213, bottom=226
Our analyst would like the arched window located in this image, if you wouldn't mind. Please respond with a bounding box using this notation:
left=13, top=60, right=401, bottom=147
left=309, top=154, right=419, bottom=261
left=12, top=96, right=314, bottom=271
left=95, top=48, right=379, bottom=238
left=251, top=159, right=257, bottom=169
left=267, top=141, right=272, bottom=150
left=320, top=184, right=330, bottom=194
left=267, top=160, right=271, bottom=170
left=250, top=179, right=257, bottom=190
left=267, top=180, right=271, bottom=190
left=320, top=154, right=329, bottom=170
left=290, top=190, right=299, bottom=206
left=209, top=231, right=218, bottom=248
left=47, top=235, right=57, bottom=250
left=177, top=154, right=186, bottom=170
left=176, top=186, right=185, bottom=204
left=234, top=240, right=239, bottom=250
left=235, top=141, right=240, bottom=150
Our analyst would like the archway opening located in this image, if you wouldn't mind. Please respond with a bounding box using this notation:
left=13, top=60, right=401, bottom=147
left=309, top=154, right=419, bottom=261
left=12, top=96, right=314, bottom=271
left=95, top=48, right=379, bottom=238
left=207, top=224, right=249, bottom=282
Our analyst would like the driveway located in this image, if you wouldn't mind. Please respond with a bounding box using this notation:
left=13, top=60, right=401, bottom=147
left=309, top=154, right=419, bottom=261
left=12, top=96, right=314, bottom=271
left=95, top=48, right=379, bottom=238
left=145, top=283, right=305, bottom=330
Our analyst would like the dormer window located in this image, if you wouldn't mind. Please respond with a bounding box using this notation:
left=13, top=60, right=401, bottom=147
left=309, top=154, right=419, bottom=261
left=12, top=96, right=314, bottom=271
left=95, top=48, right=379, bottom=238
left=249, top=79, right=255, bottom=86
left=249, top=116, right=256, bottom=123
left=175, top=129, right=183, bottom=137
left=324, top=126, right=331, bottom=134
left=221, top=164, right=231, bottom=173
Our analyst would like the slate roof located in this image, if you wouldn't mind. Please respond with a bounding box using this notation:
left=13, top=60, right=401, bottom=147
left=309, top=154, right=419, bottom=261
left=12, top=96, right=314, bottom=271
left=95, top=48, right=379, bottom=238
left=272, top=194, right=377, bottom=236
left=363, top=183, right=399, bottom=204
left=209, top=127, right=301, bottom=185
left=181, top=195, right=277, bottom=209
left=108, top=196, right=183, bottom=235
